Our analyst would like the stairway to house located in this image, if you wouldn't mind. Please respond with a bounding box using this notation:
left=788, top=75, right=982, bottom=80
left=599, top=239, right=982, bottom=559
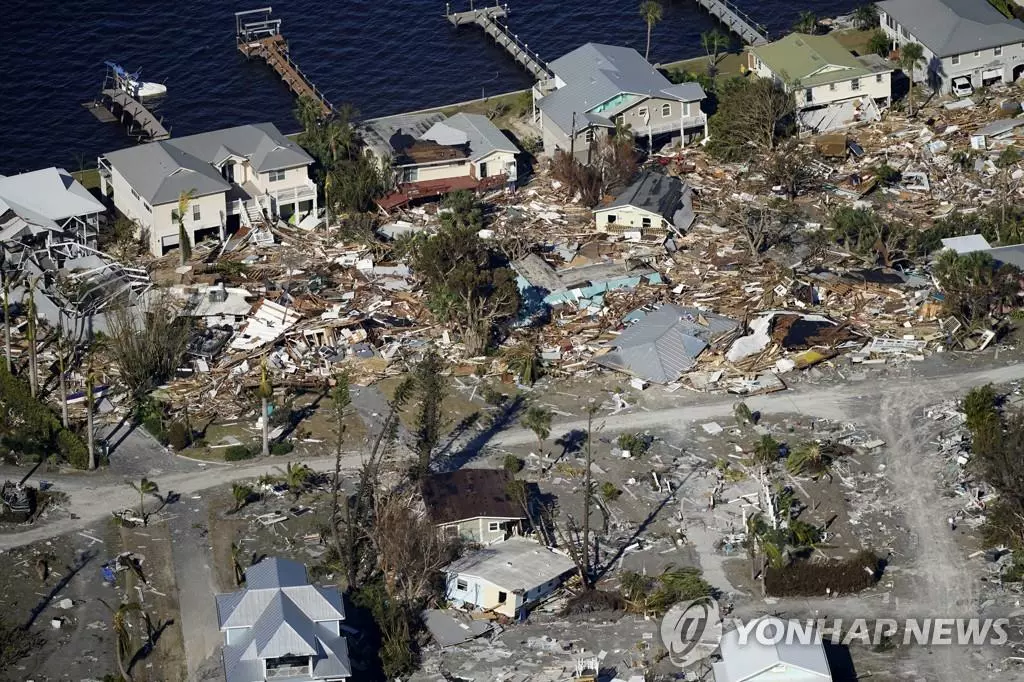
left=244, top=202, right=264, bottom=227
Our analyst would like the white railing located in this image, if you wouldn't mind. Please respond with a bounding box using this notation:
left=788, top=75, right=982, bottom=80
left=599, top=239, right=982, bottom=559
left=273, top=182, right=317, bottom=205
left=636, top=114, right=708, bottom=137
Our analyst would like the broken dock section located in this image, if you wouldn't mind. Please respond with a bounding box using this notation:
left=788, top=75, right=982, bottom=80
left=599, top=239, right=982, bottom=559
left=446, top=3, right=551, bottom=79
left=235, top=8, right=334, bottom=116
left=89, top=64, right=170, bottom=142
left=692, top=0, right=768, bottom=46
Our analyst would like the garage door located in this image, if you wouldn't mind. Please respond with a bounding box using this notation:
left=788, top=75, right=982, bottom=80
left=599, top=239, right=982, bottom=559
left=983, top=68, right=1002, bottom=80
left=161, top=234, right=179, bottom=248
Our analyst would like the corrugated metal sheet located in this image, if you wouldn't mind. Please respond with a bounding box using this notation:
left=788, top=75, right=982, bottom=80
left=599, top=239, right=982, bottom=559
left=253, top=594, right=318, bottom=658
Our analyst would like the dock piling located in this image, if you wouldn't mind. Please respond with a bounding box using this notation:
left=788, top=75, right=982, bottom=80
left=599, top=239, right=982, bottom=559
left=445, top=2, right=551, bottom=79
left=692, top=0, right=768, bottom=46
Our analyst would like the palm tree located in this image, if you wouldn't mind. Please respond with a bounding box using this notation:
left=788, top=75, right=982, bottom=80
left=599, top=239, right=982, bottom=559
left=751, top=435, right=780, bottom=472
left=613, top=118, right=634, bottom=141
left=619, top=570, right=650, bottom=607
left=231, top=483, right=254, bottom=513
left=700, top=30, right=729, bottom=73
left=794, top=11, right=817, bottom=35
left=176, top=189, right=195, bottom=267
left=129, top=478, right=159, bottom=525
left=277, top=461, right=313, bottom=499
left=25, top=277, right=38, bottom=398
left=56, top=327, right=70, bottom=428
left=258, top=355, right=272, bottom=458
left=100, top=599, right=143, bottom=682
left=639, top=0, right=664, bottom=62
left=521, top=405, right=552, bottom=455
left=85, top=354, right=97, bottom=469
left=321, top=117, right=355, bottom=168
left=853, top=4, right=879, bottom=30
left=786, top=441, right=826, bottom=476
left=899, top=42, right=925, bottom=116
left=2, top=271, right=11, bottom=374
left=230, top=542, right=247, bottom=586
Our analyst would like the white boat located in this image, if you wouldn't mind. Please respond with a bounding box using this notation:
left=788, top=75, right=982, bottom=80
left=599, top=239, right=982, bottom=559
left=104, top=61, right=167, bottom=100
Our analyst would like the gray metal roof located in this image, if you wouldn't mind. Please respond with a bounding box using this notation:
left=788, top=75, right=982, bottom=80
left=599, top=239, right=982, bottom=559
left=594, top=304, right=738, bottom=383
left=215, top=557, right=350, bottom=682
left=539, top=43, right=707, bottom=134
left=420, top=113, right=519, bottom=162
left=597, top=171, right=691, bottom=222
left=877, top=0, right=1024, bottom=57
left=102, top=123, right=311, bottom=205
left=715, top=617, right=831, bottom=681
left=444, top=537, right=576, bottom=590
left=0, top=168, right=104, bottom=228
left=360, top=112, right=447, bottom=159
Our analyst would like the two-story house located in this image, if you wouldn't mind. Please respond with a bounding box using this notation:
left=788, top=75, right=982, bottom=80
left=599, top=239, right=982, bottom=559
left=98, top=123, right=316, bottom=255
left=532, top=43, right=707, bottom=159
left=748, top=33, right=893, bottom=131
left=215, top=557, right=351, bottom=682
left=421, top=469, right=527, bottom=544
left=877, top=0, right=1024, bottom=94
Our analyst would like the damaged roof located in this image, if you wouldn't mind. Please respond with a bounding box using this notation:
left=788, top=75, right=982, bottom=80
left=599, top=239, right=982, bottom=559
left=420, top=113, right=519, bottom=163
left=594, top=304, right=738, bottom=383
left=595, top=171, right=694, bottom=227
left=444, top=537, right=576, bottom=590
left=421, top=469, right=525, bottom=525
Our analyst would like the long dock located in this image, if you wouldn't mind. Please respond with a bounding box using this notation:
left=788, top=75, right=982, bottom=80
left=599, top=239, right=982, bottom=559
left=693, top=0, right=768, bottom=46
left=446, top=4, right=551, bottom=79
left=235, top=8, right=333, bottom=116
left=99, top=89, right=170, bottom=141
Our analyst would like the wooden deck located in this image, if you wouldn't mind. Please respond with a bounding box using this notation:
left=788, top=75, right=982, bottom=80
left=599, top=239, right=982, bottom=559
left=238, top=35, right=333, bottom=116
left=447, top=5, right=550, bottom=79
left=692, top=0, right=768, bottom=46
left=377, top=174, right=508, bottom=211
left=99, top=89, right=170, bottom=141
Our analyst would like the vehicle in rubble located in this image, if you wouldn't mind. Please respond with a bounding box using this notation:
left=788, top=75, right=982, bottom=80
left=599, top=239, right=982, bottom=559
left=952, top=77, right=974, bottom=98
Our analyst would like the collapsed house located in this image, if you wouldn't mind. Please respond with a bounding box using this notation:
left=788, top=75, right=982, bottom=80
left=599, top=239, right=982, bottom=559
left=592, top=170, right=695, bottom=241
left=421, top=469, right=526, bottom=544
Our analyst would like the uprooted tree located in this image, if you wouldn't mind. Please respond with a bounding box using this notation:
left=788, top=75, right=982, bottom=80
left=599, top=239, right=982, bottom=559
left=933, top=249, right=1021, bottom=322
left=708, top=77, right=796, bottom=161
left=722, top=199, right=798, bottom=257
left=408, top=191, right=520, bottom=355
left=550, top=134, right=639, bottom=207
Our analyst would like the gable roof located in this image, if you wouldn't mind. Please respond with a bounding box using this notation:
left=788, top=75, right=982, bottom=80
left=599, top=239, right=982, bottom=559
left=878, top=0, right=1024, bottom=57
left=421, top=469, right=525, bottom=525
left=420, top=113, right=519, bottom=162
left=713, top=617, right=832, bottom=682
left=444, top=537, right=576, bottom=591
left=750, top=33, right=886, bottom=86
left=593, top=304, right=738, bottom=383
left=596, top=171, right=690, bottom=222
left=0, top=168, right=104, bottom=228
left=539, top=43, right=706, bottom=134
left=215, top=557, right=349, bottom=682
left=103, top=123, right=312, bottom=205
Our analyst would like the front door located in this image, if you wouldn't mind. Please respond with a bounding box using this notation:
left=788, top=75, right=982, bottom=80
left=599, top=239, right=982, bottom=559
left=222, top=162, right=235, bottom=183
left=479, top=162, right=488, bottom=178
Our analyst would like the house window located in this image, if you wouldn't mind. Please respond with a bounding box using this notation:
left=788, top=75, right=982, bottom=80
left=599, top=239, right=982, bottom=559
left=899, top=26, right=907, bottom=38
left=851, top=78, right=860, bottom=91
left=268, top=169, right=286, bottom=182
left=642, top=217, right=652, bottom=229
left=584, top=128, right=594, bottom=144
left=951, top=54, right=960, bottom=65
left=497, top=591, right=508, bottom=604
left=607, top=214, right=616, bottom=224
left=615, top=114, right=625, bottom=125
left=488, top=521, right=500, bottom=532
left=144, top=202, right=152, bottom=213
left=886, top=15, right=895, bottom=29
left=829, top=83, right=836, bottom=92
left=130, top=188, right=140, bottom=200
left=805, top=88, right=814, bottom=103
left=171, top=209, right=179, bottom=223
left=637, top=107, right=649, bottom=119
left=876, top=73, right=883, bottom=83
left=995, top=46, right=1003, bottom=57
left=456, top=578, right=468, bottom=591
left=661, top=103, right=671, bottom=117
left=192, top=203, right=201, bottom=221
left=444, top=525, right=458, bottom=538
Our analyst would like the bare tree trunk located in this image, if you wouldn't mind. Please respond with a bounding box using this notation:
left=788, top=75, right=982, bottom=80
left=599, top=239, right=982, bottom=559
left=2, top=276, right=10, bottom=375
left=261, top=397, right=270, bottom=458
left=581, top=408, right=595, bottom=586
left=27, top=282, right=37, bottom=398
left=58, top=340, right=69, bottom=428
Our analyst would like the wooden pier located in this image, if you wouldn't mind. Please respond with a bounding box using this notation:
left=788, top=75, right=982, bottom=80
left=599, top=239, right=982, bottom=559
left=235, top=8, right=334, bottom=116
left=693, top=0, right=768, bottom=46
left=446, top=3, right=551, bottom=79
left=99, top=90, right=170, bottom=141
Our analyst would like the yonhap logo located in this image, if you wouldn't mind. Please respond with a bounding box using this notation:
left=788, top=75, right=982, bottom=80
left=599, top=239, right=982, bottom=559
left=660, top=597, right=723, bottom=668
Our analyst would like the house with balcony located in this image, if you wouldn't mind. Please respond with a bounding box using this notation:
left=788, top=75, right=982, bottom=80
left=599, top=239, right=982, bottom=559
left=532, top=42, right=707, bottom=159
left=0, top=167, right=104, bottom=248
left=748, top=33, right=893, bottom=132
left=98, top=123, right=316, bottom=255
left=362, top=112, right=520, bottom=211
left=877, top=0, right=1024, bottom=93
left=215, top=557, right=351, bottom=682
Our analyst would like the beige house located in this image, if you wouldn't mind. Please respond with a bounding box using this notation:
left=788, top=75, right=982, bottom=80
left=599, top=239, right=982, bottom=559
left=444, top=537, right=576, bottom=619
left=748, top=33, right=892, bottom=132
left=421, top=469, right=526, bottom=544
left=533, top=43, right=707, bottom=159
left=99, top=123, right=316, bottom=255
left=593, top=171, right=695, bottom=241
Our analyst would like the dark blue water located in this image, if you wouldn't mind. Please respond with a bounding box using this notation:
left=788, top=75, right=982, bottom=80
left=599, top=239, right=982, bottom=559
left=0, top=0, right=858, bottom=174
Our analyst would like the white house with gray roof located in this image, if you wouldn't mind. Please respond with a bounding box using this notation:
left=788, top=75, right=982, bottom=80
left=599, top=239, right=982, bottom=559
left=532, top=43, right=707, bottom=159
left=215, top=557, right=351, bottom=682
left=99, top=123, right=316, bottom=256
left=877, top=0, right=1024, bottom=93
left=0, top=167, right=104, bottom=246
left=593, top=171, right=694, bottom=241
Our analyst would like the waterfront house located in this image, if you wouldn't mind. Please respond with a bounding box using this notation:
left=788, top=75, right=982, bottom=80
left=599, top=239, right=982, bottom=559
left=0, top=167, right=104, bottom=246
left=747, top=33, right=892, bottom=131
left=421, top=469, right=526, bottom=544
left=443, top=536, right=576, bottom=619
left=215, top=557, right=351, bottom=682
left=876, top=0, right=1024, bottom=93
left=362, top=112, right=520, bottom=210
left=712, top=616, right=833, bottom=681
left=592, top=170, right=694, bottom=241
left=532, top=43, right=707, bottom=159
left=99, top=123, right=316, bottom=256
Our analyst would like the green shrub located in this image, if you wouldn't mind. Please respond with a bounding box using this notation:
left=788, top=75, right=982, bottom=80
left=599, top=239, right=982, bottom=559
left=617, top=432, right=651, bottom=457
left=270, top=441, right=294, bottom=456
left=601, top=481, right=621, bottom=501
left=503, top=454, right=524, bottom=474
left=167, top=422, right=191, bottom=450
left=0, top=367, right=88, bottom=468
left=224, top=445, right=256, bottom=461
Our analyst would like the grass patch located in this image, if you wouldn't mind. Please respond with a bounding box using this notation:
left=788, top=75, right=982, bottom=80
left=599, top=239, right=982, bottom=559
left=662, top=51, right=748, bottom=87
left=832, top=28, right=877, bottom=56
left=71, top=168, right=100, bottom=191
